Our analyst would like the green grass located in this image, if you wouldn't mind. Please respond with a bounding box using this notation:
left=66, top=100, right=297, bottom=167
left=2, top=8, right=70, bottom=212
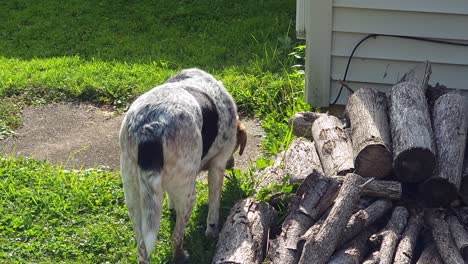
left=0, top=0, right=310, bottom=263
left=0, top=156, right=251, bottom=263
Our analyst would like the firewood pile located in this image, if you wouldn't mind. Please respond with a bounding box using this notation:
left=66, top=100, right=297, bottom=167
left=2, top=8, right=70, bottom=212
left=213, top=61, right=468, bottom=264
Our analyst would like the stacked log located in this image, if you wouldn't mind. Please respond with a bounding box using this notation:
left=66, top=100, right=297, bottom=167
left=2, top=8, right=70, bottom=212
left=345, top=87, right=392, bottom=179
left=421, top=92, right=467, bottom=206
left=212, top=198, right=277, bottom=264
left=283, top=137, right=323, bottom=183
left=388, top=61, right=436, bottom=183
left=393, top=211, right=424, bottom=264
left=268, top=171, right=339, bottom=263
left=214, top=61, right=468, bottom=264
left=298, top=173, right=362, bottom=264
left=426, top=209, right=464, bottom=264
left=311, top=114, right=354, bottom=176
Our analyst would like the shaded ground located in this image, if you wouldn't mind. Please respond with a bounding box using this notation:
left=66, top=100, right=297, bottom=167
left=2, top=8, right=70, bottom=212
left=0, top=103, right=264, bottom=171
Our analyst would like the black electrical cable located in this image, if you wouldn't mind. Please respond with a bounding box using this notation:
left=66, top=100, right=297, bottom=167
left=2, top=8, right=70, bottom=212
left=331, top=33, right=468, bottom=105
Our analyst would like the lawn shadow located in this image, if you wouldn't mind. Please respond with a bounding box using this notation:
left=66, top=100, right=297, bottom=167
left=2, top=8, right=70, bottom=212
left=0, top=0, right=296, bottom=69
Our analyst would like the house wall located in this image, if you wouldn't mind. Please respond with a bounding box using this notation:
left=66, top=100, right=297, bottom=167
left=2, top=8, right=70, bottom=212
left=303, top=0, right=468, bottom=107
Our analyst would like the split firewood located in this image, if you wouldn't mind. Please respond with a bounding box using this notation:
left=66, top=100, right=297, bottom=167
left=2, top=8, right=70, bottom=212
left=447, top=215, right=468, bottom=261
left=455, top=206, right=468, bottom=227
left=298, top=173, right=362, bottom=264
left=393, top=211, right=424, bottom=264
left=283, top=137, right=324, bottom=183
left=416, top=241, right=444, bottom=264
left=338, top=199, right=393, bottom=247
left=330, top=176, right=401, bottom=200
left=421, top=92, right=467, bottom=207
left=370, top=206, right=409, bottom=264
left=388, top=61, right=436, bottom=183
left=269, top=171, right=339, bottom=264
left=289, top=111, right=326, bottom=139
left=213, top=198, right=277, bottom=264
left=427, top=210, right=464, bottom=264
left=362, top=251, right=380, bottom=264
left=459, top=141, right=468, bottom=204
left=311, top=114, right=354, bottom=176
left=345, top=87, right=392, bottom=179
left=328, top=225, right=379, bottom=264
left=299, top=197, right=375, bottom=246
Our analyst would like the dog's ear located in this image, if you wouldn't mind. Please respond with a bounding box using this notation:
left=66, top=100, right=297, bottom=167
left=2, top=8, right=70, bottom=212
left=236, top=120, right=247, bottom=156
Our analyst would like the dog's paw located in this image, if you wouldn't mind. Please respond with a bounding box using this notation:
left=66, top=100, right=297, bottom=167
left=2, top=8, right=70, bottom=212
left=137, top=241, right=150, bottom=264
left=205, top=223, right=220, bottom=237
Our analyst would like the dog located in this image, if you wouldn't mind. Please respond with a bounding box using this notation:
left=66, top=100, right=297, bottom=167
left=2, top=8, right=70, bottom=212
left=119, top=68, right=247, bottom=263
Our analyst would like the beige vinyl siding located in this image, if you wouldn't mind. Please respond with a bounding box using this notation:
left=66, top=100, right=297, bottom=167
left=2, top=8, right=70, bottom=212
left=305, top=0, right=468, bottom=107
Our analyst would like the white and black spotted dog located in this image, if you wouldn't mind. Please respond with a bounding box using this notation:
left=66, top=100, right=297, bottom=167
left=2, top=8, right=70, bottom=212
left=119, top=68, right=247, bottom=263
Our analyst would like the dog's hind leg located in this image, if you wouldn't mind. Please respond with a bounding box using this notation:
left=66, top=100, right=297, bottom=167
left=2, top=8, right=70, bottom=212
left=167, top=176, right=197, bottom=263
left=205, top=158, right=228, bottom=237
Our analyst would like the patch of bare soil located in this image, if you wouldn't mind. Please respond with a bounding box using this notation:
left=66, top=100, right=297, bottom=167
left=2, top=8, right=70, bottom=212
left=0, top=103, right=264, bottom=171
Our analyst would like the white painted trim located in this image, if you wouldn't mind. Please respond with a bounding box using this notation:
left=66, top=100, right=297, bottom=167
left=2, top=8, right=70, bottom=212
left=296, top=0, right=306, bottom=39
left=305, top=0, right=332, bottom=107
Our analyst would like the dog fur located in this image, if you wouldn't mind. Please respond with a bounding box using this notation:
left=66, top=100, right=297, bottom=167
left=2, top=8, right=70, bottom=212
left=119, top=68, right=246, bottom=263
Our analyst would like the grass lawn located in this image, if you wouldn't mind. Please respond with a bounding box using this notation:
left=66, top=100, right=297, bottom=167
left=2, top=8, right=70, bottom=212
left=0, top=0, right=308, bottom=263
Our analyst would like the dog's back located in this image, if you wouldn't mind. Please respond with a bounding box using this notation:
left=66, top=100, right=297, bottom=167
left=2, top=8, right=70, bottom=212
left=119, top=69, right=240, bottom=263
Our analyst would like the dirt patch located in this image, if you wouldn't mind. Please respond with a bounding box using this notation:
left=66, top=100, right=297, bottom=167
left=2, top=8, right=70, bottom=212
left=0, top=103, right=264, bottom=171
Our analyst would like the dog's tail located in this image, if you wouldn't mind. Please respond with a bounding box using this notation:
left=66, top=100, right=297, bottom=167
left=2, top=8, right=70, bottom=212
left=137, top=121, right=165, bottom=172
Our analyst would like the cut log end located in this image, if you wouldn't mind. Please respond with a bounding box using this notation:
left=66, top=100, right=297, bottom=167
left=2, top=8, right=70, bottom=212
left=420, top=178, right=458, bottom=207
left=459, top=178, right=468, bottom=204
left=394, top=148, right=436, bottom=183
left=462, top=246, right=468, bottom=261
left=355, top=144, right=392, bottom=179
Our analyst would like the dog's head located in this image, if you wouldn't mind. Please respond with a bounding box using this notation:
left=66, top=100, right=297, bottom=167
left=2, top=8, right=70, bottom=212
left=226, top=118, right=247, bottom=169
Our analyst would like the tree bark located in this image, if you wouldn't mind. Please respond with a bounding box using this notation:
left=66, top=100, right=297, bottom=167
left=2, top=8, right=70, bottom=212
left=312, top=114, right=354, bottom=176
left=372, top=206, right=409, bottom=264
left=345, top=87, right=392, bottom=179
left=447, top=215, right=468, bottom=261
left=269, top=171, right=339, bottom=264
left=393, top=212, right=424, bottom=264
left=388, top=61, right=436, bottom=183
left=455, top=207, right=468, bottom=228
left=421, top=92, right=467, bottom=207
left=299, top=198, right=375, bottom=247
left=459, top=141, right=468, bottom=204
left=328, top=225, right=379, bottom=264
left=254, top=151, right=285, bottom=192
left=416, top=241, right=444, bottom=264
left=362, top=251, right=380, bottom=264
left=213, top=198, right=277, bottom=264
left=339, top=199, right=393, bottom=247
left=427, top=210, right=464, bottom=264
left=330, top=176, right=401, bottom=200
left=283, top=137, right=324, bottom=183
left=298, top=173, right=362, bottom=264
left=289, top=111, right=326, bottom=140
